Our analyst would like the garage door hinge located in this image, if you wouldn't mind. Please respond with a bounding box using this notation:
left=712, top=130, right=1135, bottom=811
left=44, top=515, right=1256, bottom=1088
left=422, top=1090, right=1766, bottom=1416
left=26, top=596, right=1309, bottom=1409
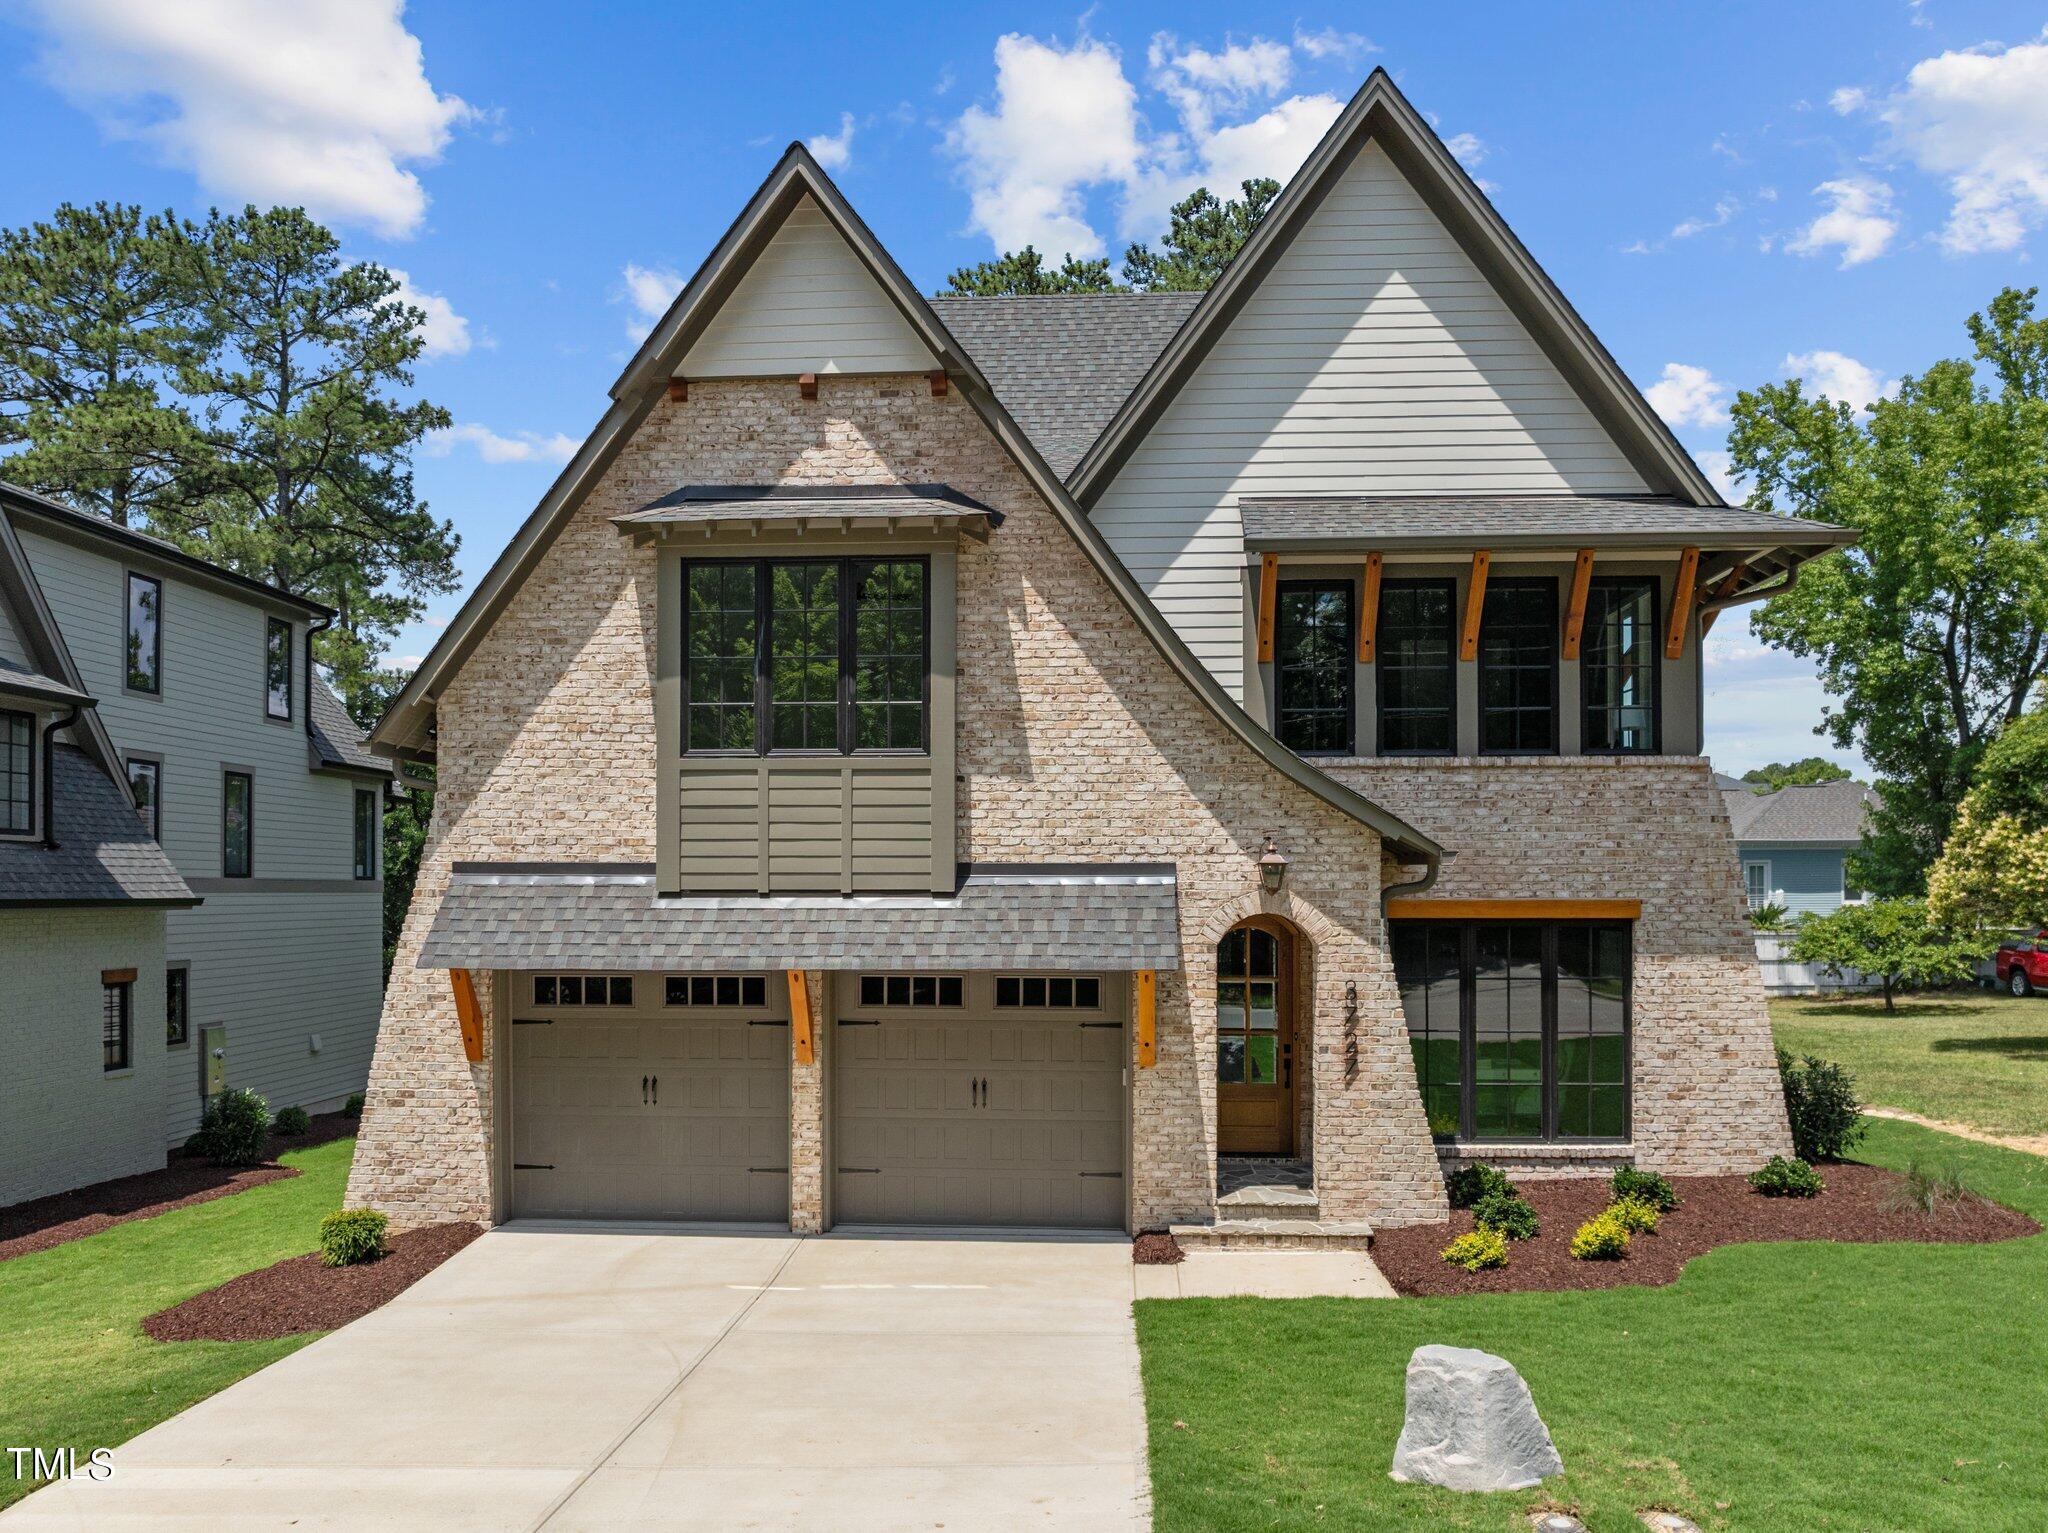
left=1078, top=1021, right=1123, bottom=1030
left=511, top=1018, right=553, bottom=1026
left=838, top=1018, right=880, bottom=1026
left=747, top=1019, right=790, bottom=1027
left=837, top=1166, right=881, bottom=1174
left=1078, top=1171, right=1124, bottom=1179
left=748, top=1166, right=790, bottom=1174
left=513, top=1162, right=555, bottom=1170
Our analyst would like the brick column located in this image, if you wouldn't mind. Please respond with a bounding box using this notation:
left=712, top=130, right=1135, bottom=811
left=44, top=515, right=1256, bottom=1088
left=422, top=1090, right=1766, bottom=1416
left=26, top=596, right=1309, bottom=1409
left=788, top=968, right=828, bottom=1232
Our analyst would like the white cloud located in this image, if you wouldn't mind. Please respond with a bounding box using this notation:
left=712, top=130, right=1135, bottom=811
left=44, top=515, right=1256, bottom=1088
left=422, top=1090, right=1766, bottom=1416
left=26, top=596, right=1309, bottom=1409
left=1782, top=349, right=1896, bottom=410
left=425, top=423, right=578, bottom=465
left=387, top=270, right=470, bottom=358
left=1829, top=86, right=1869, bottom=114
left=1148, top=34, right=1292, bottom=137
left=1292, top=25, right=1376, bottom=62
left=1196, top=93, right=1344, bottom=202
left=21, top=0, right=474, bottom=239
left=1672, top=195, right=1740, bottom=239
left=618, top=262, right=683, bottom=341
left=1694, top=448, right=1743, bottom=503
left=1644, top=362, right=1731, bottom=430
left=1443, top=132, right=1486, bottom=169
left=808, top=113, right=856, bottom=171
left=1784, top=176, right=1898, bottom=267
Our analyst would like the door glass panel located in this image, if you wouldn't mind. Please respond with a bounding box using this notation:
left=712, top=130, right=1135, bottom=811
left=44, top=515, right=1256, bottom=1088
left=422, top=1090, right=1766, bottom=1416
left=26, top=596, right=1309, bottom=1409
left=1217, top=980, right=1247, bottom=1031
left=1217, top=926, right=1286, bottom=1093
left=1247, top=981, right=1279, bottom=1030
left=1248, top=929, right=1277, bottom=977
left=1217, top=1036, right=1246, bottom=1083
left=1246, top=1035, right=1278, bottom=1083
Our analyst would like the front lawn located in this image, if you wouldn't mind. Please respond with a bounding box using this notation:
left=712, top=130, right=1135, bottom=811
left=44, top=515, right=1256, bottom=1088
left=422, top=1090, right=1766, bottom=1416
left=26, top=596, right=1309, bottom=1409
left=1772, top=991, right=2048, bottom=1137
left=1136, top=1119, right=2048, bottom=1532
left=0, top=1136, right=351, bottom=1509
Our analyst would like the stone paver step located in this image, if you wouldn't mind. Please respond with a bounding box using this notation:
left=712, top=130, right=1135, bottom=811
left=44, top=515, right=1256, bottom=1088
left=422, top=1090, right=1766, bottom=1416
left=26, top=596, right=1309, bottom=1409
left=1170, top=1218, right=1375, bottom=1251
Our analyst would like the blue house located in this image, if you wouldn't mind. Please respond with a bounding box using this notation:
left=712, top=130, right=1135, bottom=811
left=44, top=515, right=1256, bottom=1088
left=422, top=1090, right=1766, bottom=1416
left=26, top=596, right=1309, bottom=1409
left=1718, top=775, right=1879, bottom=917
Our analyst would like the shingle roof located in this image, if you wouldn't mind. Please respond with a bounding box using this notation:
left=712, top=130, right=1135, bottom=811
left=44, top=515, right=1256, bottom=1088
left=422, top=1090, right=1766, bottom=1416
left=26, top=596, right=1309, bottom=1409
left=417, top=862, right=1182, bottom=972
left=1239, top=495, right=1854, bottom=551
left=931, top=294, right=1202, bottom=478
left=0, top=746, right=196, bottom=905
left=1723, top=778, right=1878, bottom=844
left=616, top=482, right=1000, bottom=531
left=308, top=675, right=390, bottom=777
left=0, top=655, right=93, bottom=707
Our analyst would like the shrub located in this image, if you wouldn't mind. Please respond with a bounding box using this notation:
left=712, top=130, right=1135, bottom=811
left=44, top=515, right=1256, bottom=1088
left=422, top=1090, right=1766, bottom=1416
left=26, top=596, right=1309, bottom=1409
left=343, top=1092, right=365, bottom=1118
left=1606, top=1197, right=1661, bottom=1234
left=1472, top=1190, right=1540, bottom=1241
left=1749, top=1155, right=1825, bottom=1198
left=1444, top=1162, right=1514, bottom=1210
left=192, top=1088, right=270, bottom=1166
left=319, top=1209, right=389, bottom=1267
left=1569, top=1213, right=1631, bottom=1260
left=1775, top=1049, right=1867, bottom=1162
left=1610, top=1167, right=1679, bottom=1212
left=1440, top=1228, right=1509, bottom=1272
left=273, top=1105, right=312, bottom=1136
left=1881, top=1159, right=1975, bottom=1216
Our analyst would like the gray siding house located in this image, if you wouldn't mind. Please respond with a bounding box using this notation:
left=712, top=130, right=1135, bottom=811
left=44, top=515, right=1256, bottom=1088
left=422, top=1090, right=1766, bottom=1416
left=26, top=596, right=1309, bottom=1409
left=0, top=480, right=388, bottom=1205
left=1719, top=775, right=1878, bottom=916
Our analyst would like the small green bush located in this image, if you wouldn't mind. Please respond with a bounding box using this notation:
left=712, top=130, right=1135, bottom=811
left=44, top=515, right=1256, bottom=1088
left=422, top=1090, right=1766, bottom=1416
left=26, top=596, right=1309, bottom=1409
left=1444, top=1162, right=1514, bottom=1210
left=1776, top=1048, right=1866, bottom=1162
left=319, top=1209, right=389, bottom=1267
left=272, top=1105, right=312, bottom=1136
left=1749, top=1155, right=1825, bottom=1198
left=1606, top=1196, right=1661, bottom=1234
left=1440, top=1228, right=1509, bottom=1272
left=1472, top=1190, right=1540, bottom=1241
left=192, top=1088, right=271, bottom=1167
left=1569, top=1213, right=1631, bottom=1260
left=1610, top=1167, right=1679, bottom=1212
left=342, top=1092, right=365, bottom=1118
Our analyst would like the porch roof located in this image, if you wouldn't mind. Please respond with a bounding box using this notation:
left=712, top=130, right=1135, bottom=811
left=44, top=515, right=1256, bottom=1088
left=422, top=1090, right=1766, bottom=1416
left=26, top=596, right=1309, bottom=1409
left=416, top=861, right=1182, bottom=973
left=612, top=482, right=1002, bottom=540
left=1237, top=494, right=1854, bottom=554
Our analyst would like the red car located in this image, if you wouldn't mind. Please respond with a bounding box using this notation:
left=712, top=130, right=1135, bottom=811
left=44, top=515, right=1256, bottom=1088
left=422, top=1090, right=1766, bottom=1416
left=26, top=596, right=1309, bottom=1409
left=1995, top=931, right=2048, bottom=997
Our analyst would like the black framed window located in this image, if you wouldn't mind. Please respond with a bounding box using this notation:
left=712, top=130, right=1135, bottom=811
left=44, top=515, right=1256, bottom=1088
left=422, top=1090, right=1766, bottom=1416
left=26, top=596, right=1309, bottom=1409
left=222, top=771, right=252, bottom=878
left=532, top=974, right=634, bottom=1006
left=684, top=556, right=929, bottom=755
left=665, top=974, right=769, bottom=1008
left=994, top=975, right=1102, bottom=1009
left=1581, top=578, right=1659, bottom=754
left=1478, top=579, right=1557, bottom=754
left=1, top=709, right=31, bottom=834
left=103, top=979, right=132, bottom=1071
left=857, top=973, right=964, bottom=1008
left=166, top=966, right=189, bottom=1047
left=1274, top=580, right=1354, bottom=755
left=1393, top=920, right=1631, bottom=1142
left=265, top=616, right=293, bottom=720
left=125, top=758, right=160, bottom=841
left=1377, top=580, right=1455, bottom=755
left=126, top=573, right=161, bottom=693
left=353, top=788, right=378, bottom=880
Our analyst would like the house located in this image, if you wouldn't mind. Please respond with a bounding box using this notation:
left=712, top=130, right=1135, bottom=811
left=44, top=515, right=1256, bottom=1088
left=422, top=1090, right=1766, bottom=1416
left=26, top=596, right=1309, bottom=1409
left=347, top=71, right=1853, bottom=1240
left=1719, top=775, right=1878, bottom=916
left=0, top=479, right=389, bottom=1207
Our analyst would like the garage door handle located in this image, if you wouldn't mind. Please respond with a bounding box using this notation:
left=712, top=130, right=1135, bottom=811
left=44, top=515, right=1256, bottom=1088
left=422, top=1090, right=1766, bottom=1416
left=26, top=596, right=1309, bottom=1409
left=641, top=1074, right=649, bottom=1104
left=652, top=1074, right=659, bottom=1105
left=979, top=1076, right=989, bottom=1107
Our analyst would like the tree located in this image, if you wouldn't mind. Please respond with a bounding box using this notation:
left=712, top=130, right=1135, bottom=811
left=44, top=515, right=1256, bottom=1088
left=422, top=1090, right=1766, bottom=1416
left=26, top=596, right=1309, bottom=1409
left=1788, top=898, right=1989, bottom=1012
left=1741, top=757, right=1853, bottom=792
left=0, top=203, right=209, bottom=526
left=1726, top=286, right=2048, bottom=892
left=942, top=247, right=1114, bottom=296
left=1122, top=179, right=1281, bottom=291
left=1927, top=707, right=2048, bottom=929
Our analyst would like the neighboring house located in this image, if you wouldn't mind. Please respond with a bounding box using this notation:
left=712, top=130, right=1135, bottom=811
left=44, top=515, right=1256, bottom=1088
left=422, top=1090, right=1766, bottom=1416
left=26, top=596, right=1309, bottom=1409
left=348, top=71, right=1851, bottom=1242
left=0, top=479, right=389, bottom=1205
left=1719, top=776, right=1878, bottom=916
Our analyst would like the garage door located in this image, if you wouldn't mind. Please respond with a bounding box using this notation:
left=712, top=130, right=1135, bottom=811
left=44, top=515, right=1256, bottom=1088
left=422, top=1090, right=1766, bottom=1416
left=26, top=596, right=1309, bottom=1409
left=833, top=990, right=1126, bottom=1228
left=509, top=972, right=789, bottom=1221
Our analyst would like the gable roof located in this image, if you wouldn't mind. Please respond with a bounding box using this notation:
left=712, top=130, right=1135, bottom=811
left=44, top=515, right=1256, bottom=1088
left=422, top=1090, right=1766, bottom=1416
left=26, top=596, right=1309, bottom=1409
left=0, top=494, right=126, bottom=788
left=0, top=745, right=197, bottom=907
left=374, top=143, right=1440, bottom=863
left=308, top=674, right=391, bottom=778
left=1723, top=778, right=1878, bottom=845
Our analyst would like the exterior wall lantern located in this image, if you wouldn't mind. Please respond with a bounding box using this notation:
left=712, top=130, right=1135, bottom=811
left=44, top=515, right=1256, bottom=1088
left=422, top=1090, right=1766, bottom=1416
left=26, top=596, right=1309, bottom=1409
left=1258, top=833, right=1289, bottom=895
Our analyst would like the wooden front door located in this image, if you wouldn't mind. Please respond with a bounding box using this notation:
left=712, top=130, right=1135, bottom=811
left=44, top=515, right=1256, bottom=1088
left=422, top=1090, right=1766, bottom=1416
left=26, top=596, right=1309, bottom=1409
left=1216, top=921, right=1296, bottom=1155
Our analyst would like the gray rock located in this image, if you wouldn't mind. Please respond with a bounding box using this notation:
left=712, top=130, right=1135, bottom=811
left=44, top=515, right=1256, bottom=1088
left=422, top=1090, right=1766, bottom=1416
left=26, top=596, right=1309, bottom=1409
left=1638, top=1515, right=1702, bottom=1533
left=1388, top=1344, right=1564, bottom=1492
left=1531, top=1516, right=1588, bottom=1533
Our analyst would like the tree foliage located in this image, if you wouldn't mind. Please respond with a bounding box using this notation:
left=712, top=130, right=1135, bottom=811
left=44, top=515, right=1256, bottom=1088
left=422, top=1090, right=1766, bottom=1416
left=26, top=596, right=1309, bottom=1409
left=1741, top=757, right=1853, bottom=792
left=1927, top=707, right=2048, bottom=929
left=942, top=246, right=1114, bottom=296
left=1726, top=286, right=2048, bottom=892
left=1788, top=898, right=1990, bottom=1011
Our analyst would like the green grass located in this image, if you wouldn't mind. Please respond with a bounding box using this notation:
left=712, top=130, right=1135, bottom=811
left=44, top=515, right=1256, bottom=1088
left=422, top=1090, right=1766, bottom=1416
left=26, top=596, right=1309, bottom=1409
left=1137, top=1119, right=2048, bottom=1532
left=1773, top=991, right=2048, bottom=1137
left=0, top=1137, right=352, bottom=1509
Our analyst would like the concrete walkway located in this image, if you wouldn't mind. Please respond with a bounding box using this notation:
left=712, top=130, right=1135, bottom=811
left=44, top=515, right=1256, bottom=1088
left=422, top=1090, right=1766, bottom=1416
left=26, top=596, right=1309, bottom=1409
left=5, top=1225, right=1150, bottom=1531
left=1133, top=1248, right=1397, bottom=1299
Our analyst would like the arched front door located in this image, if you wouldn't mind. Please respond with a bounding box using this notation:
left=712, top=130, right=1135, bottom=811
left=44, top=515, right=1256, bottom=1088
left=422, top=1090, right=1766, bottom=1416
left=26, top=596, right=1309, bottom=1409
left=1216, top=919, right=1297, bottom=1155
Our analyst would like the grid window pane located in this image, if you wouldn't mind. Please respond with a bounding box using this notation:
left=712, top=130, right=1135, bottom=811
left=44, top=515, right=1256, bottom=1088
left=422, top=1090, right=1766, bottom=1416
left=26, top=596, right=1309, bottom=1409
left=1274, top=582, right=1353, bottom=754
left=354, top=789, right=377, bottom=879
left=1, top=711, right=31, bottom=833
left=222, top=773, right=252, bottom=878
left=768, top=562, right=840, bottom=750
left=102, top=982, right=132, bottom=1071
left=1216, top=924, right=1288, bottom=1089
left=1583, top=580, right=1657, bottom=753
left=687, top=564, right=760, bottom=750
left=124, top=757, right=159, bottom=841
left=1472, top=924, right=1544, bottom=1136
left=852, top=559, right=925, bottom=749
left=265, top=617, right=292, bottom=719
left=1479, top=582, right=1557, bottom=753
left=126, top=574, right=160, bottom=693
left=534, top=976, right=557, bottom=1005
left=1394, top=923, right=1464, bottom=1138
left=1556, top=923, right=1629, bottom=1141
left=1377, top=582, right=1454, bottom=754
left=166, top=968, right=189, bottom=1046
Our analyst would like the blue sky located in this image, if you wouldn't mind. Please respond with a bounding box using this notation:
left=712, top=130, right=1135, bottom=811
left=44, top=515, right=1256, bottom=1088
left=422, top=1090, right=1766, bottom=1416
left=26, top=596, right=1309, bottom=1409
left=6, top=1, right=2047, bottom=776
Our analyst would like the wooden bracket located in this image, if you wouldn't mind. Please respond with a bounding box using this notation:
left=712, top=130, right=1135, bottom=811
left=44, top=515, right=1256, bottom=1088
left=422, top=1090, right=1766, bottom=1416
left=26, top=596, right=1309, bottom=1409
left=798, top=372, right=818, bottom=401
left=450, top=969, right=484, bottom=1063
left=1357, top=552, right=1383, bottom=663
left=1698, top=561, right=1748, bottom=638
left=1561, top=549, right=1596, bottom=660
left=927, top=369, right=948, bottom=398
left=1459, top=550, right=1492, bottom=662
left=1665, top=546, right=1700, bottom=660
left=1255, top=553, right=1279, bottom=663
left=666, top=378, right=688, bottom=403
left=1135, top=970, right=1158, bottom=1068
left=786, top=970, right=816, bottom=1065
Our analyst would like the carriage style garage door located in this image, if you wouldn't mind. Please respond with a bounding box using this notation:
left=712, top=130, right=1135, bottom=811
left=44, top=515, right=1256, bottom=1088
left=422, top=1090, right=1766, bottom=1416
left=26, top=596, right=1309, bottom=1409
left=832, top=973, right=1127, bottom=1228
left=508, top=972, right=790, bottom=1222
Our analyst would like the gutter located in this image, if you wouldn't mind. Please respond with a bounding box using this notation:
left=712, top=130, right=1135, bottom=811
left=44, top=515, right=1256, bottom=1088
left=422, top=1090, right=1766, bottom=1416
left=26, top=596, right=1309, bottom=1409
left=305, top=612, right=333, bottom=741
left=1381, top=849, right=1448, bottom=915
left=41, top=704, right=79, bottom=850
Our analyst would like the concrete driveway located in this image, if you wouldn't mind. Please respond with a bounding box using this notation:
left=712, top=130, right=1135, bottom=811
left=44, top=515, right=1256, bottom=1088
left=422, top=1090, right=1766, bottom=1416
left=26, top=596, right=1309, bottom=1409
left=6, top=1226, right=1149, bottom=1531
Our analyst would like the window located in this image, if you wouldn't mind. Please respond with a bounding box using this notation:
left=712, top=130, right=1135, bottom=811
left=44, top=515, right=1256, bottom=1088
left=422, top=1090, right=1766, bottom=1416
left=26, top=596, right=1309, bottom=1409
left=1393, top=921, right=1631, bottom=1142
left=126, top=573, right=161, bottom=693
left=1377, top=580, right=1455, bottom=755
left=1, top=710, right=31, bottom=834
left=532, top=974, right=634, bottom=1006
left=665, top=974, right=769, bottom=1008
left=857, top=973, right=963, bottom=1008
left=1478, top=579, right=1557, bottom=754
left=1582, top=579, right=1658, bottom=753
left=265, top=616, right=293, bottom=720
left=102, top=977, right=133, bottom=1071
left=1215, top=925, right=1283, bottom=1086
left=1274, top=581, right=1354, bottom=755
left=1743, top=861, right=1772, bottom=910
left=222, top=771, right=252, bottom=878
left=995, top=975, right=1102, bottom=1009
left=353, top=788, right=378, bottom=880
left=684, top=556, right=928, bottom=755
left=166, top=966, right=189, bottom=1047
left=125, top=758, right=160, bottom=841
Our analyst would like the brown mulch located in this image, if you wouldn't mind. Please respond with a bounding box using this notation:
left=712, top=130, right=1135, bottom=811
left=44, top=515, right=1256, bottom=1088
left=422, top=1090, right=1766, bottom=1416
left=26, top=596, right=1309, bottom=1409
left=143, top=1222, right=484, bottom=1342
left=0, top=1111, right=360, bottom=1264
left=1374, top=1164, right=2040, bottom=1296
left=1133, top=1230, right=1186, bottom=1264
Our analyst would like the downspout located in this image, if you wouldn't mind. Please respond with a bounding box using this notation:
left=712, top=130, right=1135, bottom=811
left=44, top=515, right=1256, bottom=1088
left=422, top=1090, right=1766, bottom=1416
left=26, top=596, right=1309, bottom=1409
left=1381, top=846, right=1449, bottom=915
left=304, top=612, right=334, bottom=739
left=41, top=704, right=79, bottom=850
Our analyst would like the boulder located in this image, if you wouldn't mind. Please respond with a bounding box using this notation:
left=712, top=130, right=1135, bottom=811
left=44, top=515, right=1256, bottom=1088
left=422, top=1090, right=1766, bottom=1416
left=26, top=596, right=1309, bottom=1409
left=1389, top=1344, right=1563, bottom=1492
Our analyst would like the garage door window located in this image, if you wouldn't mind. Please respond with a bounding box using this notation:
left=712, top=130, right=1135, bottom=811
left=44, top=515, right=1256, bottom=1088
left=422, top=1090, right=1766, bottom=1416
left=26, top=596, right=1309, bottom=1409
left=666, top=974, right=769, bottom=1008
left=533, top=975, right=633, bottom=1006
left=857, top=973, right=963, bottom=1008
left=994, top=975, right=1102, bottom=1009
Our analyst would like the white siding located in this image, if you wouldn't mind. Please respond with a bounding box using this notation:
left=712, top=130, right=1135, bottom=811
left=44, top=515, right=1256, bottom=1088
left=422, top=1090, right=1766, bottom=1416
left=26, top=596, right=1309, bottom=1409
left=1092, top=141, right=1650, bottom=699
left=0, top=595, right=29, bottom=666
left=680, top=197, right=937, bottom=378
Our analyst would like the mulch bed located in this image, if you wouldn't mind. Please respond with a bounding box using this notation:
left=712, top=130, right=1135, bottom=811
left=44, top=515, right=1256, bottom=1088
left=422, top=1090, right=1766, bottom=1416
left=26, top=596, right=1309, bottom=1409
left=143, top=1222, right=483, bottom=1342
left=0, top=1111, right=359, bottom=1264
left=1374, top=1164, right=2039, bottom=1297
left=1133, top=1230, right=1186, bottom=1264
